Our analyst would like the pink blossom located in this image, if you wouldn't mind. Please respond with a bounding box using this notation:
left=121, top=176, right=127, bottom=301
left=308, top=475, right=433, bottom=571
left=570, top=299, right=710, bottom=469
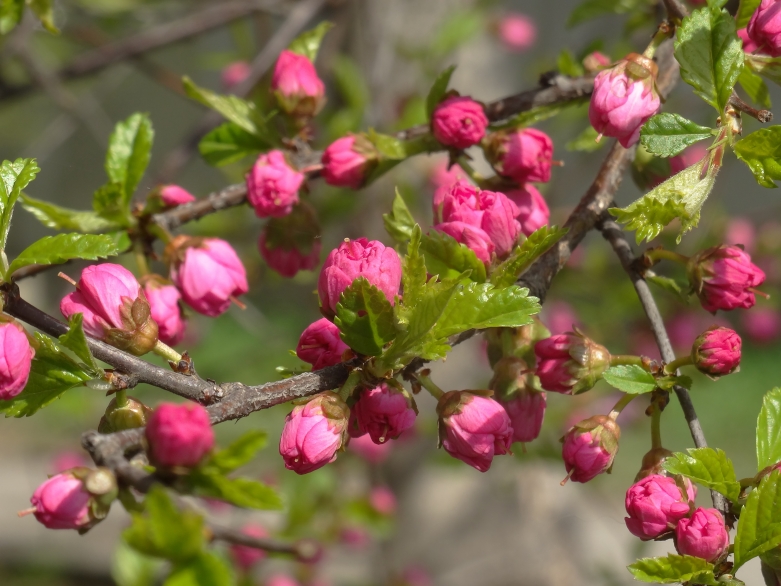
left=349, top=433, right=392, bottom=463
left=230, top=524, right=268, bottom=570
left=624, top=474, right=696, bottom=540
left=739, top=27, right=759, bottom=54
left=0, top=321, right=34, bottom=400
left=30, top=473, right=92, bottom=530
left=221, top=61, right=251, bottom=89
left=296, top=318, right=349, bottom=370
left=505, top=185, right=550, bottom=236
left=145, top=403, right=214, bottom=468
left=321, top=135, right=376, bottom=189
left=247, top=150, right=304, bottom=218
left=562, top=415, right=620, bottom=483
left=748, top=0, right=781, bottom=57
left=159, top=185, right=196, bottom=206
left=742, top=306, right=781, bottom=344
left=534, top=332, right=610, bottom=394
left=430, top=160, right=468, bottom=208
left=676, top=508, right=730, bottom=562
left=271, top=49, right=325, bottom=117
left=688, top=245, right=766, bottom=312
left=496, top=13, right=536, bottom=51
left=259, top=230, right=321, bottom=278
left=431, top=96, right=488, bottom=149
left=369, top=486, right=397, bottom=515
left=691, top=327, right=742, bottom=377
left=485, top=128, right=554, bottom=183
left=352, top=383, right=416, bottom=444
left=143, top=278, right=185, bottom=346
left=434, top=222, right=495, bottom=264
left=500, top=389, right=546, bottom=443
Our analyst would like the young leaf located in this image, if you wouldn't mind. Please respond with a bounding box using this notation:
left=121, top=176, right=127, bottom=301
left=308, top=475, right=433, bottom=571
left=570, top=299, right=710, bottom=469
left=7, top=233, right=120, bottom=276
left=734, top=470, right=781, bottom=569
left=287, top=21, right=333, bottom=61
left=757, top=388, right=781, bottom=471
left=639, top=114, right=714, bottom=158
left=739, top=67, right=772, bottom=108
left=734, top=127, right=781, bottom=188
left=737, top=0, right=762, bottom=29
left=183, top=77, right=261, bottom=135
left=334, top=277, right=397, bottom=356
left=490, top=225, right=568, bottom=288
left=401, top=225, right=427, bottom=311
left=0, top=0, right=24, bottom=34
left=59, top=314, right=101, bottom=374
left=420, top=230, right=486, bottom=283
left=426, top=65, right=456, bottom=119
left=662, top=448, right=741, bottom=502
left=187, top=470, right=282, bottom=510
left=0, top=158, right=40, bottom=251
left=105, top=113, right=154, bottom=208
left=198, top=122, right=269, bottom=167
left=383, top=190, right=416, bottom=244
left=206, top=430, right=268, bottom=474
left=28, top=0, right=57, bottom=33
left=602, top=365, right=657, bottom=394
left=165, top=552, right=233, bottom=586
left=674, top=6, right=744, bottom=113
left=0, top=334, right=91, bottom=418
left=21, top=194, right=124, bottom=233
left=628, top=554, right=716, bottom=584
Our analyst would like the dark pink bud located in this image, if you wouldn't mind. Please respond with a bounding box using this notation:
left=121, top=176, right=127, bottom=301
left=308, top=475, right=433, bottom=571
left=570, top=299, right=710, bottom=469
left=142, top=276, right=185, bottom=346
left=0, top=321, right=34, bottom=400
left=687, top=245, right=766, bottom=312
left=624, top=474, right=696, bottom=540
left=279, top=391, right=350, bottom=474
left=260, top=231, right=321, bottom=278
left=259, top=200, right=321, bottom=278
left=742, top=306, right=781, bottom=344
left=230, top=524, right=268, bottom=570
left=675, top=508, right=730, bottom=562
left=748, top=0, right=781, bottom=57
left=60, top=264, right=158, bottom=356
left=500, top=389, right=546, bottom=444
left=159, top=185, right=196, bottom=206
left=271, top=49, right=325, bottom=118
left=369, top=486, right=397, bottom=515
left=739, top=27, right=759, bottom=54
left=431, top=96, right=489, bottom=149
left=221, top=61, right=251, bottom=90
left=296, top=318, right=349, bottom=370
left=691, top=327, right=741, bottom=377
left=168, top=236, right=249, bottom=317
left=246, top=150, right=304, bottom=218
left=322, top=134, right=378, bottom=189
left=561, top=414, right=621, bottom=483
left=317, top=238, right=402, bottom=318
left=588, top=53, right=661, bottom=148
left=437, top=391, right=513, bottom=472
left=352, top=383, right=417, bottom=444
left=496, top=13, right=536, bottom=51
left=534, top=332, right=610, bottom=394
left=30, top=472, right=91, bottom=530
left=434, top=222, right=495, bottom=264
left=505, top=185, right=550, bottom=236
left=145, top=402, right=215, bottom=468
left=484, top=128, right=554, bottom=183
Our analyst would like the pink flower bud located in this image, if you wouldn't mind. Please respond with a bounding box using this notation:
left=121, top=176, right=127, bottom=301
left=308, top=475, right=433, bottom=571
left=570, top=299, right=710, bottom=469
left=322, top=135, right=378, bottom=189
left=246, top=150, right=304, bottom=218
left=431, top=96, right=489, bottom=149
left=505, top=185, right=550, bottom=236
left=0, top=321, right=34, bottom=400
left=351, top=383, right=417, bottom=444
left=534, top=332, right=610, bottom=394
left=561, top=415, right=621, bottom=483
left=496, top=13, right=536, bottom=51
left=500, top=389, right=546, bottom=444
left=624, top=474, right=696, bottom=540
left=739, top=27, right=759, bottom=54
left=296, top=318, right=349, bottom=370
left=369, top=486, right=397, bottom=515
left=748, top=0, right=781, bottom=57
left=318, top=238, right=402, bottom=318
left=431, top=160, right=469, bottom=209
left=29, top=472, right=92, bottom=530
left=60, top=264, right=158, bottom=356
left=230, top=524, right=268, bottom=570
left=349, top=433, right=392, bottom=463
left=434, top=222, right=495, bottom=264
left=675, top=508, right=730, bottom=562
left=145, top=402, right=215, bottom=468
left=484, top=128, right=554, bottom=183
left=168, top=236, right=249, bottom=317
left=142, top=276, right=185, bottom=346
left=687, top=245, right=766, bottom=312
left=742, top=306, right=781, bottom=344
left=437, top=391, right=513, bottom=472
left=691, top=327, right=741, bottom=377
left=221, top=61, right=251, bottom=90
left=259, top=231, right=321, bottom=278
left=271, top=49, right=325, bottom=118
left=259, top=200, right=321, bottom=278
left=159, top=185, right=196, bottom=206
left=588, top=53, right=661, bottom=148
left=279, top=391, right=350, bottom=474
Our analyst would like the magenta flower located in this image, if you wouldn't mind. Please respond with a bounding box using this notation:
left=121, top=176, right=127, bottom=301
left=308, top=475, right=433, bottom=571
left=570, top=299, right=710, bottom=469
left=259, top=229, right=321, bottom=278
left=246, top=150, right=304, bottom=218
left=142, top=277, right=185, bottom=346
left=30, top=472, right=92, bottom=530
left=0, top=321, right=34, bottom=400
left=676, top=508, right=730, bottom=562
left=691, top=327, right=741, bottom=377
left=159, top=185, right=196, bottom=206
left=739, top=27, right=759, bottom=54
left=430, top=160, right=469, bottom=208
left=230, top=524, right=268, bottom=570
left=534, top=332, right=610, bottom=394
left=322, top=135, right=377, bottom=189
left=496, top=13, right=536, bottom=51
left=145, top=403, right=215, bottom=468
left=687, top=244, right=766, bottom=312
left=561, top=415, right=621, bottom=483
left=485, top=128, right=554, bottom=183
left=431, top=96, right=489, bottom=149
left=271, top=49, right=325, bottom=117
left=505, top=185, right=550, bottom=236
left=434, top=221, right=495, bottom=264
left=624, top=474, right=696, bottom=540
left=352, top=383, right=417, bottom=444
left=296, top=318, right=349, bottom=370
left=748, top=0, right=781, bottom=57
left=500, top=389, right=546, bottom=444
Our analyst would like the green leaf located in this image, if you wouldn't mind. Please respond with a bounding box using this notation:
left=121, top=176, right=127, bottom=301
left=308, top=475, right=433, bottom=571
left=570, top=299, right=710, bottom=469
left=426, top=65, right=456, bottom=119
left=164, top=552, right=233, bottom=586
left=8, top=233, right=120, bottom=276
left=334, top=277, right=397, bottom=356
left=183, top=77, right=261, bottom=135
left=111, top=541, right=162, bottom=586
left=0, top=158, right=40, bottom=251
left=646, top=274, right=689, bottom=302
left=745, top=53, right=781, bottom=87
left=734, top=127, right=781, bottom=188
left=123, top=486, right=205, bottom=562
left=368, top=130, right=408, bottom=160
left=0, top=333, right=91, bottom=418
left=187, top=470, right=282, bottom=510
left=490, top=226, right=567, bottom=289
left=662, top=448, right=741, bottom=502
left=59, top=313, right=101, bottom=374
left=0, top=0, right=24, bottom=34
left=105, top=113, right=154, bottom=208
left=656, top=374, right=694, bottom=391
left=557, top=49, right=584, bottom=77
left=21, top=194, right=124, bottom=233
left=92, top=182, right=129, bottom=225
left=420, top=230, right=486, bottom=283
left=491, top=97, right=589, bottom=131
left=737, top=0, right=762, bottom=29
left=734, top=470, right=781, bottom=569
left=757, top=388, right=781, bottom=471
left=401, top=225, right=427, bottom=312
left=674, top=6, right=744, bottom=113
left=566, top=125, right=607, bottom=152
left=287, top=21, right=333, bottom=61
left=383, top=189, right=416, bottom=244
left=628, top=554, right=716, bottom=584
left=738, top=67, right=772, bottom=108
left=640, top=113, right=714, bottom=158
left=567, top=0, right=643, bottom=27
left=206, top=430, right=267, bottom=474
left=198, top=122, right=269, bottom=167
left=28, top=0, right=58, bottom=33
left=602, top=365, right=657, bottom=394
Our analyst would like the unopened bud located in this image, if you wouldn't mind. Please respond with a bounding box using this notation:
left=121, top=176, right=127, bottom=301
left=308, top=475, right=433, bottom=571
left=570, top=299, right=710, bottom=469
left=535, top=330, right=610, bottom=394
left=98, top=395, right=153, bottom=433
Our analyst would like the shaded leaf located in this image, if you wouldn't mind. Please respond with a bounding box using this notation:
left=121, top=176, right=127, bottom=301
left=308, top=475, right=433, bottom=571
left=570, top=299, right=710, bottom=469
left=568, top=0, right=643, bottom=27
left=491, top=97, right=589, bottom=131
left=734, top=126, right=781, bottom=188
left=602, top=365, right=657, bottom=394
left=640, top=113, right=714, bottom=158
left=738, top=67, right=772, bottom=108
left=426, top=65, right=456, bottom=119
left=646, top=274, right=690, bottom=302
left=0, top=0, right=24, bottom=34
left=737, top=0, right=762, bottom=29
left=566, top=125, right=607, bottom=152
left=734, top=470, right=781, bottom=569
left=490, top=225, right=567, bottom=288
left=662, top=447, right=741, bottom=502
left=28, top=0, right=57, bottom=33
left=757, top=387, right=781, bottom=471
left=183, top=77, right=260, bottom=135
left=206, top=430, right=267, bottom=474
left=8, top=233, right=120, bottom=275
left=59, top=313, right=101, bottom=374
left=287, top=21, right=333, bottom=61
left=198, top=122, right=269, bottom=167
left=0, top=158, right=40, bottom=251
left=21, top=194, right=123, bottom=233
left=187, top=470, right=282, bottom=510
left=420, top=230, right=486, bottom=283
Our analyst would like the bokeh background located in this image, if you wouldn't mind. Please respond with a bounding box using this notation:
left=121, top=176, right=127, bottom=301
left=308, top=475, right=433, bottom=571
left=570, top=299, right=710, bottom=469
left=0, top=0, right=778, bottom=584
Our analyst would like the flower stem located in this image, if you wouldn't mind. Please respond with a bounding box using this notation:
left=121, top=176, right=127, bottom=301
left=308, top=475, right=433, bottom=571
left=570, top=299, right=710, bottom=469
left=643, top=21, right=673, bottom=59
left=645, top=248, right=690, bottom=266
left=609, top=393, right=636, bottom=419
left=133, top=242, right=151, bottom=276
left=337, top=370, right=362, bottom=402
left=114, top=389, right=128, bottom=408
left=415, top=371, right=444, bottom=400
left=153, top=340, right=182, bottom=363
left=664, top=355, right=693, bottom=375
left=456, top=158, right=487, bottom=187
left=609, top=355, right=645, bottom=367
left=651, top=407, right=662, bottom=449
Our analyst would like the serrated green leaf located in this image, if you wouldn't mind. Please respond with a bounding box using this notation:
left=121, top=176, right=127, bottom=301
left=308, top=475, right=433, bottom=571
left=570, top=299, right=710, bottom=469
left=8, top=233, right=120, bottom=275
left=757, top=388, right=781, bottom=471
left=164, top=552, right=233, bottom=586
left=183, top=77, right=260, bottom=135
left=187, top=470, right=282, bottom=510
left=198, top=122, right=269, bottom=167
left=0, top=333, right=91, bottom=418
left=383, top=190, right=416, bottom=244
left=287, top=21, right=333, bottom=61
left=490, top=226, right=567, bottom=289
left=21, top=194, right=124, bottom=233
left=734, top=470, right=781, bottom=569
left=602, top=365, right=657, bottom=394
left=734, top=126, right=781, bottom=188
left=0, top=0, right=24, bottom=34
left=420, top=229, right=486, bottom=283
left=566, top=125, right=606, bottom=152
left=0, top=158, right=39, bottom=251
left=738, top=67, right=772, bottom=108
left=662, top=447, right=741, bottom=502
left=28, top=0, right=57, bottom=33
left=737, top=0, right=762, bottom=29
left=401, top=225, right=427, bottom=311
left=206, top=430, right=267, bottom=474
left=59, top=313, right=101, bottom=374
left=674, top=6, right=744, bottom=113
left=628, top=554, right=716, bottom=584
left=640, top=114, right=714, bottom=158
left=567, top=0, right=642, bottom=27
left=334, top=277, right=397, bottom=356
left=491, top=97, right=589, bottom=131
left=426, top=65, right=456, bottom=119
left=106, top=113, right=153, bottom=209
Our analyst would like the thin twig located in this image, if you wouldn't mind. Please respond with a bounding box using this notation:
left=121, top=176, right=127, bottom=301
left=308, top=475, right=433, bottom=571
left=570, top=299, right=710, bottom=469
left=730, top=93, right=773, bottom=123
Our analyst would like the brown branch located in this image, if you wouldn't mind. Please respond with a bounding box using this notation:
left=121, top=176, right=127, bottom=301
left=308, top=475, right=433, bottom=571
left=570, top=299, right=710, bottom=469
left=730, top=93, right=773, bottom=123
